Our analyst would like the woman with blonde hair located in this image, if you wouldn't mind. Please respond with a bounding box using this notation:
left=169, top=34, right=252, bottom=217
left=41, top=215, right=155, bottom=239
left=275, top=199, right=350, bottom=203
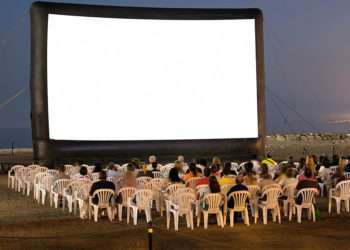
left=306, top=155, right=316, bottom=173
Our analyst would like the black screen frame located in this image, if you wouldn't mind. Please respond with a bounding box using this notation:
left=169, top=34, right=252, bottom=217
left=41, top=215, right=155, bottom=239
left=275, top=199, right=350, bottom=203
left=30, top=1, right=265, bottom=165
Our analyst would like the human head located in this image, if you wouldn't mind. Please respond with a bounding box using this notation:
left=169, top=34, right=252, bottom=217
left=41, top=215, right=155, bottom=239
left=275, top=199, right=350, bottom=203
left=151, top=162, right=158, bottom=170
left=197, top=158, right=207, bottom=167
left=174, top=160, right=183, bottom=170
left=304, top=167, right=313, bottom=178
left=131, top=158, right=140, bottom=169
left=100, top=171, right=107, bottom=180
left=235, top=175, right=244, bottom=185
left=94, top=163, right=102, bottom=172
left=288, top=156, right=294, bottom=164
left=212, top=156, right=221, bottom=166
left=189, top=162, right=197, bottom=176
left=266, top=153, right=272, bottom=158
left=244, top=161, right=254, bottom=173
left=208, top=176, right=220, bottom=193
left=223, top=162, right=231, bottom=176
left=58, top=165, right=66, bottom=173
left=108, top=162, right=117, bottom=171
left=286, top=168, right=294, bottom=178
left=211, top=164, right=219, bottom=174
left=177, top=155, right=185, bottom=163
left=203, top=167, right=211, bottom=177
left=80, top=166, right=88, bottom=176
left=168, top=167, right=181, bottom=183
left=149, top=155, right=157, bottom=164
left=127, top=163, right=135, bottom=172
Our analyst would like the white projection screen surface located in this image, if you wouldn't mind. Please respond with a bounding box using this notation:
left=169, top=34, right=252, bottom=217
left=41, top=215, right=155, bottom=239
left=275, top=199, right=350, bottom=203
left=47, top=14, right=258, bottom=141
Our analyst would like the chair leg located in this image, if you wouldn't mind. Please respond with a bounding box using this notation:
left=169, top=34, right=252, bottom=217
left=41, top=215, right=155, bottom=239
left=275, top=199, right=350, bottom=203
left=263, top=207, right=267, bottom=225
left=245, top=208, right=250, bottom=226
left=277, top=207, right=281, bottom=224
left=219, top=212, right=224, bottom=228
left=346, top=200, right=350, bottom=213
left=197, top=212, right=201, bottom=227
left=133, top=208, right=138, bottom=225
left=312, top=205, right=316, bottom=222
left=297, top=206, right=301, bottom=223
left=166, top=210, right=171, bottom=230
left=126, top=206, right=130, bottom=224
left=174, top=212, right=179, bottom=231
left=289, top=205, right=293, bottom=221
left=93, top=207, right=98, bottom=222
left=283, top=200, right=288, bottom=217
left=118, top=204, right=123, bottom=221
left=107, top=207, right=113, bottom=222
left=190, top=211, right=194, bottom=230
left=230, top=210, right=234, bottom=227
left=185, top=213, right=190, bottom=228
left=204, top=212, right=208, bottom=229
left=336, top=199, right=341, bottom=214
left=328, top=197, right=332, bottom=214
left=41, top=191, right=46, bottom=205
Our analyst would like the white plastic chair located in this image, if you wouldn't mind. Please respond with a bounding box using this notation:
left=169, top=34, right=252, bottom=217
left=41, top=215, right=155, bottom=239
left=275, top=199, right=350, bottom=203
left=23, top=168, right=38, bottom=196
left=330, top=166, right=338, bottom=175
left=127, top=189, right=153, bottom=225
left=256, top=187, right=282, bottom=225
left=39, top=175, right=55, bottom=205
left=247, top=185, right=260, bottom=218
left=197, top=193, right=224, bottom=229
left=344, top=172, right=350, bottom=179
left=14, top=166, right=27, bottom=193
left=282, top=183, right=297, bottom=220
left=166, top=192, right=196, bottom=231
left=8, top=165, right=24, bottom=189
left=227, top=191, right=250, bottom=227
left=34, top=172, right=50, bottom=201
left=46, top=169, right=59, bottom=178
left=76, top=182, right=93, bottom=219
left=64, top=165, right=75, bottom=175
left=51, top=179, right=70, bottom=209
left=136, top=176, right=152, bottom=189
left=89, top=189, right=115, bottom=222
left=117, top=187, right=136, bottom=221
left=293, top=188, right=318, bottom=223
left=329, top=180, right=350, bottom=214
left=64, top=179, right=91, bottom=214
left=86, top=165, right=95, bottom=174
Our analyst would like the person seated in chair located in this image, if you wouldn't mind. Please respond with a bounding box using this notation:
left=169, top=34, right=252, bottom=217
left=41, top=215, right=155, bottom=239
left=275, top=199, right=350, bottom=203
left=89, top=171, right=115, bottom=205
left=227, top=175, right=248, bottom=209
left=295, top=168, right=319, bottom=205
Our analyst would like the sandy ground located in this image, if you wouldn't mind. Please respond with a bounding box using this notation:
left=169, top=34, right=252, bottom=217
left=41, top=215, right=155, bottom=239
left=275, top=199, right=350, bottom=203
left=1, top=176, right=350, bottom=250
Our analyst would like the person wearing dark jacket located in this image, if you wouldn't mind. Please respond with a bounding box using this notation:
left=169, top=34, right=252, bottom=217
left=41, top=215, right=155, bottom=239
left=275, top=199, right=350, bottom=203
left=89, top=171, right=115, bottom=204
left=227, top=175, right=248, bottom=209
left=295, top=168, right=319, bottom=205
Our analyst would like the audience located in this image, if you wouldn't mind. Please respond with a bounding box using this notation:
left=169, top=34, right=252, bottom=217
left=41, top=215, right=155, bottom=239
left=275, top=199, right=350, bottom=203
left=72, top=166, right=89, bottom=180
left=184, top=162, right=202, bottom=181
left=258, top=164, right=275, bottom=189
left=208, top=176, right=221, bottom=193
left=168, top=167, right=184, bottom=184
left=281, top=168, right=298, bottom=187
left=120, top=164, right=136, bottom=188
left=57, top=165, right=69, bottom=180
left=295, top=168, right=319, bottom=204
left=196, top=167, right=211, bottom=186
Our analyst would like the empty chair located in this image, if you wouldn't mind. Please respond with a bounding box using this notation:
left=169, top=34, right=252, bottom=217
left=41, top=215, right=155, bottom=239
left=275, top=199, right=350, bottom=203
left=197, top=193, right=224, bottom=229
left=329, top=180, right=350, bottom=214
left=292, top=188, right=318, bottom=223
left=76, top=182, right=93, bottom=219
left=282, top=183, right=297, bottom=219
left=39, top=175, right=55, bottom=205
left=227, top=191, right=250, bottom=227
left=23, top=168, right=38, bottom=196
left=256, top=187, right=282, bottom=225
left=117, top=187, right=137, bottom=221
left=89, top=189, right=115, bottom=222
left=46, top=169, right=59, bottom=178
left=64, top=179, right=91, bottom=214
left=34, top=172, right=50, bottom=201
left=86, top=165, right=95, bottom=174
left=8, top=165, right=24, bottom=189
left=51, top=179, right=71, bottom=209
left=15, top=167, right=27, bottom=193
left=247, top=185, right=260, bottom=217
left=64, top=165, right=75, bottom=175
left=127, top=189, right=153, bottom=225
left=136, top=177, right=152, bottom=189
left=166, top=192, right=196, bottom=231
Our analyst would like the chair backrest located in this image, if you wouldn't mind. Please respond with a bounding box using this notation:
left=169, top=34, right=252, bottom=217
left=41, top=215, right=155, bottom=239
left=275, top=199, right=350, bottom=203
left=282, top=183, right=297, bottom=200
left=92, top=189, right=115, bottom=206
left=335, top=180, right=350, bottom=198
left=86, top=166, right=95, bottom=174
left=42, top=175, right=55, bottom=192
left=330, top=165, right=338, bottom=174
left=91, top=172, right=100, bottom=181
left=296, top=188, right=318, bottom=205
left=66, top=179, right=91, bottom=195
left=203, top=193, right=223, bottom=213
left=77, top=182, right=92, bottom=200
left=52, top=179, right=71, bottom=194
left=165, top=183, right=185, bottom=195
left=221, top=184, right=234, bottom=196
left=13, top=165, right=25, bottom=178
left=118, top=187, right=137, bottom=205
left=344, top=172, right=350, bottom=179
left=247, top=185, right=260, bottom=198
left=186, top=177, right=201, bottom=189
left=136, top=176, right=152, bottom=188
left=64, top=165, right=75, bottom=175
left=152, top=171, right=162, bottom=178
left=34, top=172, right=50, bottom=186
left=227, top=191, right=250, bottom=210
left=177, top=187, right=195, bottom=194
left=151, top=178, right=164, bottom=188
left=262, top=183, right=281, bottom=192
left=46, top=169, right=59, bottom=177
left=133, top=189, right=153, bottom=209
left=196, top=184, right=209, bottom=199
left=172, top=192, right=196, bottom=212
left=37, top=166, right=48, bottom=173
left=27, top=164, right=40, bottom=170
left=9, top=165, right=24, bottom=176
left=261, top=187, right=282, bottom=208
